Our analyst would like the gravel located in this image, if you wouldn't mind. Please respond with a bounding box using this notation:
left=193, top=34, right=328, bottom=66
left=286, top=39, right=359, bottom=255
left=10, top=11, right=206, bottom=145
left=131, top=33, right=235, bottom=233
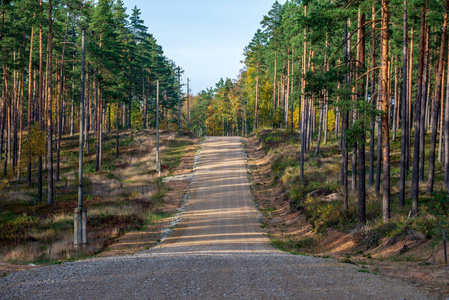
left=0, top=137, right=434, bottom=299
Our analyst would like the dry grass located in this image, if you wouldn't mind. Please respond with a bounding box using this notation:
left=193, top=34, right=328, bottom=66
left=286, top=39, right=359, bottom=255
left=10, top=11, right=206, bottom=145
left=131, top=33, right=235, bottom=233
left=249, top=129, right=448, bottom=256
left=0, top=130, right=199, bottom=264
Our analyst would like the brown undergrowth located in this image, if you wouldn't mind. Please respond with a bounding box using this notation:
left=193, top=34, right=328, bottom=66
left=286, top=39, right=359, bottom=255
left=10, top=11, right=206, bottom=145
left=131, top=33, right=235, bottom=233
left=246, top=129, right=449, bottom=297
left=0, top=129, right=199, bottom=276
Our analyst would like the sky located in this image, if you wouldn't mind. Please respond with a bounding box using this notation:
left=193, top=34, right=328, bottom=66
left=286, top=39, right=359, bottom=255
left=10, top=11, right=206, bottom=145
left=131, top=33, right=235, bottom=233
left=122, top=0, right=286, bottom=95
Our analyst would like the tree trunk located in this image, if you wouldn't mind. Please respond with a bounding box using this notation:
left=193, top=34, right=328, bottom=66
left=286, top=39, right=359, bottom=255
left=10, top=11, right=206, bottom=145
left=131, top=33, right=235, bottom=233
left=100, top=99, right=103, bottom=168
left=116, top=100, right=119, bottom=157
left=27, top=25, right=34, bottom=187
left=143, top=77, right=146, bottom=129
left=427, top=2, right=448, bottom=194
left=95, top=75, right=100, bottom=171
left=368, top=4, right=377, bottom=187
left=300, top=96, right=308, bottom=180
left=357, top=9, right=366, bottom=229
left=380, top=0, right=391, bottom=222
left=393, top=58, right=398, bottom=140
left=37, top=0, right=44, bottom=202
left=47, top=0, right=54, bottom=205
left=411, top=6, right=426, bottom=215
left=407, top=29, right=414, bottom=173
left=445, top=40, right=449, bottom=191
left=420, top=25, right=430, bottom=182
left=17, top=53, right=25, bottom=180
left=56, top=11, right=71, bottom=182
left=255, top=68, right=259, bottom=129
left=399, top=0, right=408, bottom=206
left=1, top=67, right=9, bottom=175
left=376, top=81, right=382, bottom=196
left=128, top=84, right=132, bottom=129
left=315, top=96, right=323, bottom=156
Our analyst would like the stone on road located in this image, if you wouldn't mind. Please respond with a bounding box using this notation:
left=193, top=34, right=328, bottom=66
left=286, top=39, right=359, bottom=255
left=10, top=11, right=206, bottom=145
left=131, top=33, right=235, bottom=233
left=0, top=137, right=432, bottom=299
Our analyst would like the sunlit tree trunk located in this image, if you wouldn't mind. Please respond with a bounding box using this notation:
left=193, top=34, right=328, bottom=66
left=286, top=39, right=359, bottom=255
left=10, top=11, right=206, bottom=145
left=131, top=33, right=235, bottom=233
left=27, top=25, right=34, bottom=187
left=357, top=9, right=366, bottom=229
left=37, top=0, right=44, bottom=203
left=369, top=4, right=376, bottom=187
left=47, top=0, right=54, bottom=205
left=380, top=0, right=391, bottom=222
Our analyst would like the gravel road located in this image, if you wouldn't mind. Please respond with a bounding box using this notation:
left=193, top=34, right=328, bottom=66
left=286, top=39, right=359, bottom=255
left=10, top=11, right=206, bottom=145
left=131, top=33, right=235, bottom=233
left=0, top=137, right=434, bottom=299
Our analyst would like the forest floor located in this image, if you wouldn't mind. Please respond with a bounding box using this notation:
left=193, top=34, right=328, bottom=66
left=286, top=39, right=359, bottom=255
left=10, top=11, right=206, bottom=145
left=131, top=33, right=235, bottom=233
left=0, top=129, right=200, bottom=276
left=245, top=129, right=449, bottom=297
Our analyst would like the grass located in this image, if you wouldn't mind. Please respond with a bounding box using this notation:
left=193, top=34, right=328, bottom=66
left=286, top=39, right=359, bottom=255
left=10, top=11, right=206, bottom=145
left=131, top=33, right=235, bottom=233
left=270, top=238, right=310, bottom=256
left=0, top=129, right=198, bottom=265
left=271, top=236, right=320, bottom=253
left=253, top=128, right=449, bottom=254
left=161, top=136, right=194, bottom=171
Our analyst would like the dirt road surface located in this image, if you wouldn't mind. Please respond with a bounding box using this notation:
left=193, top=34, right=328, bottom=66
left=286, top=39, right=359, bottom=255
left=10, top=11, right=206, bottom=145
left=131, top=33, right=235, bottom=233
left=0, top=137, right=434, bottom=299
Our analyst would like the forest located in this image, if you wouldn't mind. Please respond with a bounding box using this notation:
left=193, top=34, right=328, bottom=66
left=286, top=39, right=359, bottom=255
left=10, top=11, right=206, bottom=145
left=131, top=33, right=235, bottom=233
left=0, top=0, right=192, bottom=263
left=0, top=0, right=447, bottom=293
left=0, top=0, right=183, bottom=204
left=189, top=0, right=449, bottom=231
left=0, top=0, right=448, bottom=270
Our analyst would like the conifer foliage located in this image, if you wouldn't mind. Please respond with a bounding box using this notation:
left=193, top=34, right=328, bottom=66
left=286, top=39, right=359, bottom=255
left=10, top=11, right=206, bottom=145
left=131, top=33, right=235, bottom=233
left=191, top=0, right=449, bottom=225
left=0, top=0, right=182, bottom=203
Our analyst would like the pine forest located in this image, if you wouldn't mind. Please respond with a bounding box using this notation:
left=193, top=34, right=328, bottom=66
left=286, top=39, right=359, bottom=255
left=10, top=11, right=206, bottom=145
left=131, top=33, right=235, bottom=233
left=0, top=0, right=448, bottom=293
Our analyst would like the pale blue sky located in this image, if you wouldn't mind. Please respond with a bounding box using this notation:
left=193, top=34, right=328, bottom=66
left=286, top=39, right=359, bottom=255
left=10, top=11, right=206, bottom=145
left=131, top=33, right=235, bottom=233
left=122, top=0, right=286, bottom=94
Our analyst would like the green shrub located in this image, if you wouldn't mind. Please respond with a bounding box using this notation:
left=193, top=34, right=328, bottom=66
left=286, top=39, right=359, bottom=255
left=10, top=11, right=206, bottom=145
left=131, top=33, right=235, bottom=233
left=0, top=212, right=38, bottom=242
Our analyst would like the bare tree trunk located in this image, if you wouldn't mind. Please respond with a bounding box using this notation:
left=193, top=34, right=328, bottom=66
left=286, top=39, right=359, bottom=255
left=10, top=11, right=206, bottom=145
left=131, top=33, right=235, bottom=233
left=380, top=0, right=391, bottom=222
left=17, top=52, right=25, bottom=180
left=407, top=29, right=414, bottom=173
left=357, top=9, right=366, bottom=229
left=99, top=98, right=103, bottom=168
left=285, top=53, right=290, bottom=128
left=5, top=79, right=10, bottom=175
left=36, top=0, right=44, bottom=202
left=272, top=47, right=277, bottom=127
left=315, top=96, right=323, bottom=156
left=369, top=4, right=376, bottom=187
left=342, top=20, right=350, bottom=215
left=116, top=100, right=119, bottom=157
left=27, top=25, right=34, bottom=187
left=323, top=37, right=329, bottom=144
left=56, top=11, right=71, bottom=182
left=439, top=83, right=444, bottom=162
left=107, top=103, right=111, bottom=132
left=2, top=67, right=9, bottom=176
left=255, top=70, right=259, bottom=129
left=399, top=0, right=408, bottom=206
left=70, top=61, right=74, bottom=137
left=128, top=84, right=132, bottom=129
left=143, top=76, right=147, bottom=129
left=376, top=81, right=382, bottom=196
left=420, top=25, right=430, bottom=182
left=427, top=2, right=448, bottom=194
left=411, top=6, right=426, bottom=215
left=393, top=58, right=398, bottom=140
left=445, top=44, right=449, bottom=192
left=47, top=0, right=54, bottom=205
left=300, top=97, right=308, bottom=180
left=290, top=53, right=295, bottom=132
left=96, top=76, right=100, bottom=171
left=445, top=38, right=449, bottom=191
